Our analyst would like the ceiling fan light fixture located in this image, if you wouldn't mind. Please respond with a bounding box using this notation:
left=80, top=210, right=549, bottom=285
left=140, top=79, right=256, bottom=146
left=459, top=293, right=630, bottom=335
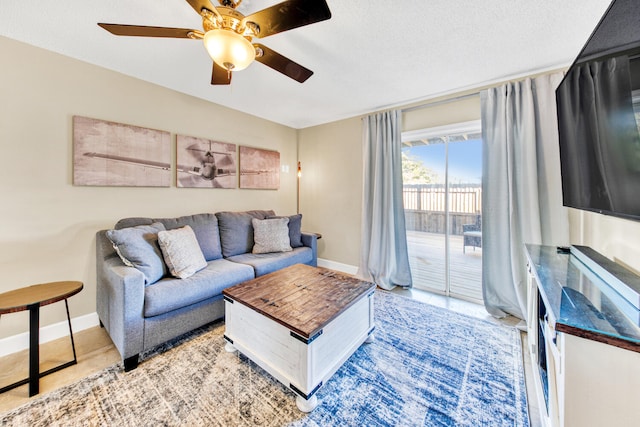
left=203, top=29, right=255, bottom=71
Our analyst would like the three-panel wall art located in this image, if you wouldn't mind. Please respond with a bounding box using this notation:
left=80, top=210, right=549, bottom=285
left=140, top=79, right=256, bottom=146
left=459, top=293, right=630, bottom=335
left=72, top=116, right=280, bottom=189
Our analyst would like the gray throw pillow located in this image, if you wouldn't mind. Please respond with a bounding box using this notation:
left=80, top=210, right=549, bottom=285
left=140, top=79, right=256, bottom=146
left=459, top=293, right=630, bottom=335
left=106, top=222, right=167, bottom=285
left=252, top=218, right=293, bottom=254
left=158, top=226, right=207, bottom=279
left=154, top=213, right=222, bottom=261
left=114, top=217, right=153, bottom=230
left=116, top=214, right=223, bottom=261
left=268, top=214, right=303, bottom=248
left=216, top=210, right=275, bottom=257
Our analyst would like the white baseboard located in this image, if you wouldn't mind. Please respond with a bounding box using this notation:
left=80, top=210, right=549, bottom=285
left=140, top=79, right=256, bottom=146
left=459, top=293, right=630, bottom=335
left=0, top=312, right=100, bottom=358
left=318, top=258, right=359, bottom=275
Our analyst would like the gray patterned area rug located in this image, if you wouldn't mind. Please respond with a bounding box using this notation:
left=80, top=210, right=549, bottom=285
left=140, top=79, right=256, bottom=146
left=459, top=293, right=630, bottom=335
left=1, top=290, right=529, bottom=426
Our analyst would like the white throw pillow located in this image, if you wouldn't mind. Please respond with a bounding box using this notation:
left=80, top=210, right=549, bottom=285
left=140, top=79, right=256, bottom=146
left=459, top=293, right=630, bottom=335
left=158, top=225, right=207, bottom=279
left=252, top=218, right=293, bottom=254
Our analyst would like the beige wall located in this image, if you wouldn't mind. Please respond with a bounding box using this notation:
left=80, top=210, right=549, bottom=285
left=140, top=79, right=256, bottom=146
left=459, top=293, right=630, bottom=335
left=569, top=209, right=640, bottom=275
left=297, top=117, right=363, bottom=267
left=403, top=94, right=481, bottom=132
left=0, top=37, right=298, bottom=338
left=298, top=96, right=482, bottom=267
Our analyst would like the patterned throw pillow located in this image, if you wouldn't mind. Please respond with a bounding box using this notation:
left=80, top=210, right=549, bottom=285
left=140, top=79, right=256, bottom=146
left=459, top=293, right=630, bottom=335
left=106, top=222, right=167, bottom=285
left=252, top=218, right=293, bottom=254
left=157, top=225, right=208, bottom=279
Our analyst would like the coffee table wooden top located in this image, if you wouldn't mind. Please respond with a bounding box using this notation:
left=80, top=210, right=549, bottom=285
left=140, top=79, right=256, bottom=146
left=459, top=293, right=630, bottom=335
left=223, top=264, right=375, bottom=339
left=0, top=281, right=83, bottom=315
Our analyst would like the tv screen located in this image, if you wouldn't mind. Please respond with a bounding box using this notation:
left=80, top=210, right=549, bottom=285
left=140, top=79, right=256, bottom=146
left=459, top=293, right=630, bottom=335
left=556, top=0, right=640, bottom=221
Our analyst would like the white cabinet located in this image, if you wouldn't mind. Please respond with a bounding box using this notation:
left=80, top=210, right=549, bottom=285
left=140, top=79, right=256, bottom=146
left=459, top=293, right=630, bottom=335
left=525, top=245, right=640, bottom=427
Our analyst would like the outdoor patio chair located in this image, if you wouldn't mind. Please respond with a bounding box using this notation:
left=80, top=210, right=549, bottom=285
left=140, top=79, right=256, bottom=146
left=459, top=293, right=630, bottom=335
left=463, top=223, right=482, bottom=253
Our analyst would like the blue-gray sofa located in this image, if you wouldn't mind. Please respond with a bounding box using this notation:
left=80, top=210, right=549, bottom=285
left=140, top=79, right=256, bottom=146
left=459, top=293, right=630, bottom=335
left=96, top=210, right=317, bottom=370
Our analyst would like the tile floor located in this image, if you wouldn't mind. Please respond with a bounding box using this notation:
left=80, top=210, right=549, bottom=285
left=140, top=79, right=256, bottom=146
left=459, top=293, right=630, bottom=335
left=0, top=288, right=542, bottom=426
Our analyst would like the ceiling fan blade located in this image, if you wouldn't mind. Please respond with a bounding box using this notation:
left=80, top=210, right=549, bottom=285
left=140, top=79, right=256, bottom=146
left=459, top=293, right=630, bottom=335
left=185, top=0, right=215, bottom=16
left=254, top=43, right=313, bottom=83
left=98, top=23, right=203, bottom=39
left=211, top=62, right=232, bottom=85
left=245, top=0, right=331, bottom=39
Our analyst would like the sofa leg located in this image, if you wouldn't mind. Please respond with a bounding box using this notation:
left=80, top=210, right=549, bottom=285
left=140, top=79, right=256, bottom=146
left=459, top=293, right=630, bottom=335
left=124, top=355, right=139, bottom=372
left=99, top=320, right=104, bottom=328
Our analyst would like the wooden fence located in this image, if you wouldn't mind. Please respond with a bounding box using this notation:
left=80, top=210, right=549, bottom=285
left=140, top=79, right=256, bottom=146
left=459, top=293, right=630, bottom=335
left=403, top=184, right=482, bottom=213
left=403, top=184, right=482, bottom=235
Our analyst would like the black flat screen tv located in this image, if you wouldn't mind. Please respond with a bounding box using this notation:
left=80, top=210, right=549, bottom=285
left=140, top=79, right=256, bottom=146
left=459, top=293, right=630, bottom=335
left=556, top=0, right=640, bottom=221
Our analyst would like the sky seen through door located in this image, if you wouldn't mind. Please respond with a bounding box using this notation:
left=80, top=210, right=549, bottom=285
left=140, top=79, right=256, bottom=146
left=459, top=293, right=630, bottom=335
left=402, top=138, right=482, bottom=185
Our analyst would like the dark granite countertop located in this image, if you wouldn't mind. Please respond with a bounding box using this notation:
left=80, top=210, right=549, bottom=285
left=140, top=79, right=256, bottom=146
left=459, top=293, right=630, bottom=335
left=525, top=244, right=640, bottom=353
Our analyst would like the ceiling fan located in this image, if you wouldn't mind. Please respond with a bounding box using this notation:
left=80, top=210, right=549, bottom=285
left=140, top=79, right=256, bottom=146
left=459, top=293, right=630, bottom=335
left=98, top=0, right=331, bottom=85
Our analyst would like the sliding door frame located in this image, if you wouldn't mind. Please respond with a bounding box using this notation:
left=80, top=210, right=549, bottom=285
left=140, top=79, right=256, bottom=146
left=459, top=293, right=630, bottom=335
left=402, top=120, right=482, bottom=299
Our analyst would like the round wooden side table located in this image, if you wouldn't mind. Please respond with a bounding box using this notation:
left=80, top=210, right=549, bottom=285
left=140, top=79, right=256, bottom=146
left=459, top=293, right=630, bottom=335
left=0, top=280, right=83, bottom=397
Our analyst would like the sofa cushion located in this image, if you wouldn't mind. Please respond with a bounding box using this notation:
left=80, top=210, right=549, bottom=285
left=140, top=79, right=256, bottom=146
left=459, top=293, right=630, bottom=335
left=227, top=247, right=313, bottom=277
left=143, top=259, right=255, bottom=317
left=158, top=226, right=207, bottom=279
left=106, top=222, right=167, bottom=285
left=216, top=210, right=275, bottom=257
left=115, top=214, right=223, bottom=261
left=268, top=214, right=303, bottom=248
left=154, top=214, right=222, bottom=261
left=252, top=218, right=292, bottom=254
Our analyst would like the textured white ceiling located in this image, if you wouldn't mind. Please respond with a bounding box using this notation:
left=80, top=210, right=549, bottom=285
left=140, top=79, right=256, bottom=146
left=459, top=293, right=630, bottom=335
left=0, top=0, right=612, bottom=128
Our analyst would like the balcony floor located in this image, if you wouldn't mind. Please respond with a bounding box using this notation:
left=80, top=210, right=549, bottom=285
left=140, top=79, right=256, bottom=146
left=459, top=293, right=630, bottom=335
left=406, top=230, right=483, bottom=303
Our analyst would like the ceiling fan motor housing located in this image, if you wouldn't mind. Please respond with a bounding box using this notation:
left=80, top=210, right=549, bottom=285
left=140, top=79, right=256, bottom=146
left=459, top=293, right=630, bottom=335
left=202, top=6, right=258, bottom=37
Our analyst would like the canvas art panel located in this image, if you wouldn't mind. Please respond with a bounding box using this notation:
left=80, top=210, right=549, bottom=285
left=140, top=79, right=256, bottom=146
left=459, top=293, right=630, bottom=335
left=176, top=135, right=237, bottom=188
left=239, top=146, right=280, bottom=190
left=73, top=116, right=171, bottom=187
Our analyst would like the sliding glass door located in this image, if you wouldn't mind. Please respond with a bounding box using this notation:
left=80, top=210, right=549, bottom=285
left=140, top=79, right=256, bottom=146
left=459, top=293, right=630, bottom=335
left=402, top=121, right=483, bottom=303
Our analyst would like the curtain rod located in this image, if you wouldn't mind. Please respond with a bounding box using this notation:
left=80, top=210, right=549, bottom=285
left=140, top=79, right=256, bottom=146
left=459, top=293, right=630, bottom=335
left=400, top=92, right=480, bottom=113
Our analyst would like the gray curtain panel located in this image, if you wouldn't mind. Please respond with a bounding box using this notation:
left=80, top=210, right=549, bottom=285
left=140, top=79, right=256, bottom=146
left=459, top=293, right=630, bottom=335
left=358, top=110, right=412, bottom=290
left=481, top=73, right=569, bottom=319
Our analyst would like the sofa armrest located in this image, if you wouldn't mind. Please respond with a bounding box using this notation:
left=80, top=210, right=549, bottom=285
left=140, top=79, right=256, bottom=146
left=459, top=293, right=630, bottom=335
left=96, top=230, right=146, bottom=360
left=301, top=232, right=318, bottom=267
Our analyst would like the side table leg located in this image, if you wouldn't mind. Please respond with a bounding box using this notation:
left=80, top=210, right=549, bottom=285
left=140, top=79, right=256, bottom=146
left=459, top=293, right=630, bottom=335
left=28, top=303, right=40, bottom=397
left=64, top=300, right=78, bottom=363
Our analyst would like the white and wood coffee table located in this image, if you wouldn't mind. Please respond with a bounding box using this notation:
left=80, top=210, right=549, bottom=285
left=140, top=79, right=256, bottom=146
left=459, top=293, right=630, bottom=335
left=222, top=264, right=376, bottom=412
